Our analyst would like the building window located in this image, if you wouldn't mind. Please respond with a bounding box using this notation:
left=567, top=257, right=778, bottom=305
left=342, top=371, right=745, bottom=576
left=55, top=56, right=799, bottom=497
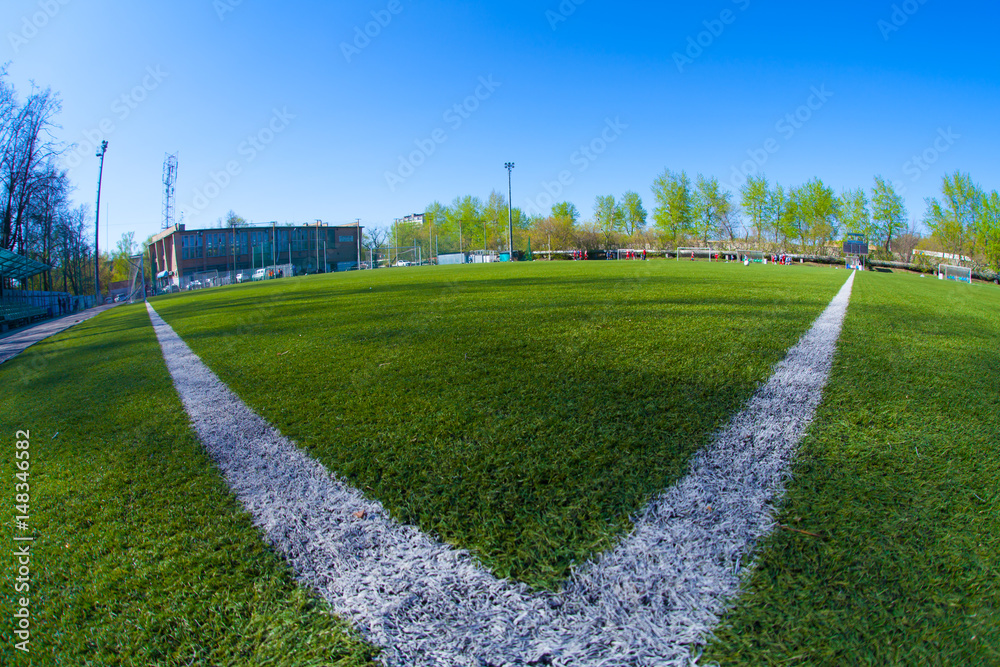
left=181, top=234, right=203, bottom=260
left=339, top=235, right=354, bottom=243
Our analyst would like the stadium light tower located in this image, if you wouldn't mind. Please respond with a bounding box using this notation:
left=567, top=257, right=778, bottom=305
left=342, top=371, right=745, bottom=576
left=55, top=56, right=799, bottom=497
left=94, top=140, right=108, bottom=299
left=505, top=162, right=514, bottom=258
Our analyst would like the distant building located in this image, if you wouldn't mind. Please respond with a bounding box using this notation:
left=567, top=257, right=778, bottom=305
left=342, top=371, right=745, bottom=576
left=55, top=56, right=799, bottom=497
left=399, top=213, right=425, bottom=226
left=149, top=222, right=363, bottom=289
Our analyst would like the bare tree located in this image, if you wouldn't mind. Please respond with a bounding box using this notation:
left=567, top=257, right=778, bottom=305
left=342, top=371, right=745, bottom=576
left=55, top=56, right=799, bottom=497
left=364, top=226, right=389, bottom=267
left=1, top=81, right=62, bottom=253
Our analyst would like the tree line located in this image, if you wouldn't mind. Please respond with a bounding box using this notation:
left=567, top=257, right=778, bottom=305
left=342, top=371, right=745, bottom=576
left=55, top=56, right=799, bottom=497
left=1, top=70, right=139, bottom=297
left=395, top=169, right=998, bottom=272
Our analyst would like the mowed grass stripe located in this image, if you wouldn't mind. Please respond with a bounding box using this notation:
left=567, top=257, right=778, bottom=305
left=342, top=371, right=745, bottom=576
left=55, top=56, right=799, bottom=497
left=705, top=272, right=1000, bottom=665
left=0, top=306, right=376, bottom=666
left=151, top=261, right=846, bottom=589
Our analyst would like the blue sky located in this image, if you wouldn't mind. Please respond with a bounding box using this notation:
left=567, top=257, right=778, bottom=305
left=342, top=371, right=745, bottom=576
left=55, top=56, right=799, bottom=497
left=3, top=0, right=998, bottom=243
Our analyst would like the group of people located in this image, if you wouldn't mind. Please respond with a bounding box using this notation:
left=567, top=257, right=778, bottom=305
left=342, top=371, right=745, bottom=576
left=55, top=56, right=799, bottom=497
left=607, top=249, right=647, bottom=260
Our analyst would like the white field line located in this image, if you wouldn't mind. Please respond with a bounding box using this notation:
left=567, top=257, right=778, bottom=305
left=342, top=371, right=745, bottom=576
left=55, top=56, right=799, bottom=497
left=145, top=270, right=854, bottom=667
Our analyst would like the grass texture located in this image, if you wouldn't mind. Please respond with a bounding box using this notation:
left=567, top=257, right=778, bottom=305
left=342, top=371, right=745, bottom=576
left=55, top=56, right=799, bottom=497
left=149, top=260, right=845, bottom=588
left=704, top=271, right=1000, bottom=665
left=0, top=306, right=378, bottom=666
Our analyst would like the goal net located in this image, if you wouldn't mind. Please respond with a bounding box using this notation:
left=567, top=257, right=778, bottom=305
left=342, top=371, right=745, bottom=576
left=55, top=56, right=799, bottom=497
left=676, top=247, right=716, bottom=261
left=734, top=250, right=765, bottom=264
left=126, top=254, right=146, bottom=304
left=939, top=264, right=971, bottom=283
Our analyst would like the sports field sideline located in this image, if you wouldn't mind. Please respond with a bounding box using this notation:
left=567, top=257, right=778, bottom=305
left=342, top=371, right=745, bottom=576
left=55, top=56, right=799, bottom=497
left=2, top=261, right=997, bottom=665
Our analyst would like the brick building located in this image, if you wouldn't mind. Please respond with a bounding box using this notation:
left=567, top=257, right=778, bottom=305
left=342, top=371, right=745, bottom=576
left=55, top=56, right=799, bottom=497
left=149, top=222, right=363, bottom=289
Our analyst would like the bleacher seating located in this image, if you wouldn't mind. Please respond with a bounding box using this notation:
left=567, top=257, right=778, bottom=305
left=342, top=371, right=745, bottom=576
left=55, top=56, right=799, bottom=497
left=0, top=302, right=49, bottom=329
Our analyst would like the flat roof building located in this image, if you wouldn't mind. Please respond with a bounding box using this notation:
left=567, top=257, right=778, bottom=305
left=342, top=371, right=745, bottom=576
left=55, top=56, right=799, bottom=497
left=149, top=222, right=363, bottom=289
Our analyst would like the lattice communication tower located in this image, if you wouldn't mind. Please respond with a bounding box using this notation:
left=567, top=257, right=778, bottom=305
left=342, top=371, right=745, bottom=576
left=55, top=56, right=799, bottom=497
left=162, top=153, right=178, bottom=230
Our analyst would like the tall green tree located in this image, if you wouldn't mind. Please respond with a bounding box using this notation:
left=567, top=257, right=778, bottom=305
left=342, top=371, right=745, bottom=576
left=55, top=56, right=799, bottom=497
left=594, top=194, right=624, bottom=246
left=694, top=176, right=734, bottom=244
left=423, top=201, right=449, bottom=258
left=482, top=189, right=508, bottom=251
left=977, top=190, right=1000, bottom=271
left=620, top=191, right=647, bottom=236
left=923, top=171, right=982, bottom=261
left=870, top=176, right=907, bottom=254
left=446, top=195, right=482, bottom=254
left=765, top=183, right=786, bottom=244
left=798, top=178, right=840, bottom=249
left=651, top=168, right=694, bottom=247
left=740, top=174, right=769, bottom=245
left=839, top=188, right=873, bottom=242
left=551, top=201, right=580, bottom=225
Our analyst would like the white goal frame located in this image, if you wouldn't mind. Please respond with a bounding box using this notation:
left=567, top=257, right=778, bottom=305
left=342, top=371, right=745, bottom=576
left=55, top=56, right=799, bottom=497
left=126, top=254, right=146, bottom=304
left=939, top=264, right=971, bottom=283
left=734, top=250, right=765, bottom=263
left=676, top=247, right=716, bottom=261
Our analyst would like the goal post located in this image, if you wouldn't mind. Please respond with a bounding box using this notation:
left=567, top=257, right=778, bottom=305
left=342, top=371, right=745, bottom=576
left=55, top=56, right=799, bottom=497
left=939, top=264, right=972, bottom=283
left=126, top=254, right=146, bottom=304
left=734, top=250, right=765, bottom=264
left=676, top=247, right=715, bottom=261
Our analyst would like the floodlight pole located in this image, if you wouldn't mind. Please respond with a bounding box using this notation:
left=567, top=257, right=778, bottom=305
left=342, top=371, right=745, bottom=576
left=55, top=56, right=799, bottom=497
left=94, top=140, right=108, bottom=299
left=356, top=218, right=362, bottom=269
left=505, top=162, right=515, bottom=258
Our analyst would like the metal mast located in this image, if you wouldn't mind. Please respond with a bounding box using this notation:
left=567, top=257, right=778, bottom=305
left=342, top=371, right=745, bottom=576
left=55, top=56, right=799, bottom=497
left=162, top=153, right=178, bottom=230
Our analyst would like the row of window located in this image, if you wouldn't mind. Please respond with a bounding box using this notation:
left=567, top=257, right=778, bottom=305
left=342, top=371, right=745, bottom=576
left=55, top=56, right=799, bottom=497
left=178, top=229, right=355, bottom=260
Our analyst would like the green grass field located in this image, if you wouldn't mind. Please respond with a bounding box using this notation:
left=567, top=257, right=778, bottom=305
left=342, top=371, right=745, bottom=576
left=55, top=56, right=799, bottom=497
left=147, top=261, right=845, bottom=587
left=0, top=307, right=377, bottom=666
left=704, top=271, right=1000, bottom=665
left=2, top=261, right=998, bottom=665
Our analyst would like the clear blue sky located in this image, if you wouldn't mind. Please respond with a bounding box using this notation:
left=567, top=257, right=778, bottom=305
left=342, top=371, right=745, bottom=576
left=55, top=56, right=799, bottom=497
left=3, top=0, right=998, bottom=244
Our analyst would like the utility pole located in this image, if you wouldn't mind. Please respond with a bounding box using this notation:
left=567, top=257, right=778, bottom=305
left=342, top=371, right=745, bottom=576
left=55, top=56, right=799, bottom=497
left=94, top=141, right=108, bottom=298
left=356, top=218, right=362, bottom=270
left=505, top=162, right=515, bottom=259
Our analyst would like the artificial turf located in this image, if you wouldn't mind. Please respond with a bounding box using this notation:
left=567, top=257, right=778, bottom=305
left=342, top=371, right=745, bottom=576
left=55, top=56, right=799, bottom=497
left=149, top=260, right=846, bottom=588
left=0, top=306, right=377, bottom=666
left=703, top=271, right=1000, bottom=665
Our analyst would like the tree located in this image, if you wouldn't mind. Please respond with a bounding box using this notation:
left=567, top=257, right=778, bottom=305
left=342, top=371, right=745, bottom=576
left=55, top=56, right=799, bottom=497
left=651, top=168, right=694, bottom=247
left=593, top=194, right=623, bottom=247
left=892, top=222, right=923, bottom=264
left=620, top=191, right=647, bottom=237
left=111, top=231, right=137, bottom=282
left=363, top=226, right=389, bottom=267
left=977, top=190, right=1000, bottom=271
left=740, top=174, right=769, bottom=245
left=871, top=176, right=907, bottom=254
left=224, top=210, right=248, bottom=228
left=423, top=200, right=449, bottom=257
left=1, top=79, right=62, bottom=254
left=766, top=183, right=803, bottom=247
left=839, top=187, right=873, bottom=242
left=798, top=178, right=840, bottom=250
left=776, top=184, right=802, bottom=247
left=446, top=195, right=482, bottom=253
left=551, top=201, right=579, bottom=225
left=923, top=171, right=982, bottom=261
left=694, top=176, right=734, bottom=244
left=482, top=189, right=508, bottom=251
